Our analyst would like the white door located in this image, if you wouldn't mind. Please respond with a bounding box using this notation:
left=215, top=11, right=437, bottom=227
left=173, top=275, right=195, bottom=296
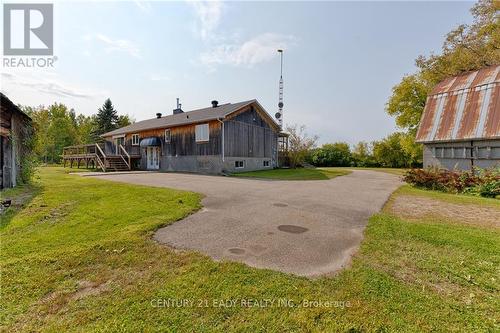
left=147, top=147, right=159, bottom=170
left=114, top=137, right=124, bottom=154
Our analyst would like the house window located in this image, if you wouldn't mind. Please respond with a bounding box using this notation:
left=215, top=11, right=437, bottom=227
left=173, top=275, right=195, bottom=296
left=131, top=134, right=140, bottom=146
left=263, top=160, right=270, bottom=167
left=195, top=123, right=209, bottom=142
left=235, top=160, right=244, bottom=168
left=164, top=129, right=171, bottom=143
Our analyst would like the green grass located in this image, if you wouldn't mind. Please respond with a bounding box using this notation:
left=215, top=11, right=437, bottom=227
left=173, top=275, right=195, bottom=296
left=1, top=167, right=499, bottom=332
left=322, top=166, right=408, bottom=176
left=232, top=168, right=351, bottom=180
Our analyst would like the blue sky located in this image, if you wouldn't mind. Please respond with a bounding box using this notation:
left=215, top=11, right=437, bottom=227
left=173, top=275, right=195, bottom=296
left=1, top=1, right=474, bottom=144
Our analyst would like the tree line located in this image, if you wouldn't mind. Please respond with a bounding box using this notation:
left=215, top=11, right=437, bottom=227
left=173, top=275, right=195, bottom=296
left=22, top=98, right=132, bottom=163
left=285, top=125, right=420, bottom=169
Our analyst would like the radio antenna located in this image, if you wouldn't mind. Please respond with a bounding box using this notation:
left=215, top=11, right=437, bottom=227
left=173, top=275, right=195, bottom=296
left=275, top=49, right=284, bottom=129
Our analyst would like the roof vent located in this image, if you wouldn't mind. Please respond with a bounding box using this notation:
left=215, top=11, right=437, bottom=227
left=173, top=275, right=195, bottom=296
left=156, top=113, right=162, bottom=119
left=211, top=100, right=218, bottom=108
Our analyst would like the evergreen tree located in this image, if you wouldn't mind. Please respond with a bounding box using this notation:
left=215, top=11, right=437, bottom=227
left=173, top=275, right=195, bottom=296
left=93, top=98, right=119, bottom=139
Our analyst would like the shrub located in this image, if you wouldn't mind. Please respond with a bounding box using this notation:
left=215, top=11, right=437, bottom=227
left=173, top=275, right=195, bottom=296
left=403, top=167, right=500, bottom=198
left=311, top=143, right=352, bottom=167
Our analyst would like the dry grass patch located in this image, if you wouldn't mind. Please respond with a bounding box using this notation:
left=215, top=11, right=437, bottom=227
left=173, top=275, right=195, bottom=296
left=390, top=194, right=500, bottom=229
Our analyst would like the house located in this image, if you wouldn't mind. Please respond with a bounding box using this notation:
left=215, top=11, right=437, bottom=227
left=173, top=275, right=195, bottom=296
left=415, top=65, right=500, bottom=170
left=1, top=93, right=33, bottom=189
left=80, top=99, right=282, bottom=174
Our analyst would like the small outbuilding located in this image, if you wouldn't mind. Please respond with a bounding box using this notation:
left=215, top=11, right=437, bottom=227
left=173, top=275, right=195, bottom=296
left=416, top=65, right=500, bottom=170
left=1, top=93, right=33, bottom=188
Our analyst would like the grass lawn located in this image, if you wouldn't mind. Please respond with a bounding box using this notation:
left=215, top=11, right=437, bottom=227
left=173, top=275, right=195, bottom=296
left=323, top=166, right=408, bottom=176
left=232, top=167, right=351, bottom=180
left=1, top=167, right=499, bottom=331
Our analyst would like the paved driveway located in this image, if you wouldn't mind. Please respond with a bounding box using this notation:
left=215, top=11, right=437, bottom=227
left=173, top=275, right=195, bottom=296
left=90, top=170, right=401, bottom=277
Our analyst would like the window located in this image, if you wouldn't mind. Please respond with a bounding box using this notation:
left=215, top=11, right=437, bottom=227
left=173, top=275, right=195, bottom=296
left=235, top=160, right=244, bottom=168
left=263, top=160, right=270, bottom=167
left=131, top=134, right=140, bottom=146
left=164, top=129, right=171, bottom=143
left=195, top=123, right=209, bottom=142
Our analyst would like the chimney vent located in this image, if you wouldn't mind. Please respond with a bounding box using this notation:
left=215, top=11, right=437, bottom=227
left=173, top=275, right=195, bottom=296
left=211, top=100, right=218, bottom=108
left=156, top=113, right=162, bottom=119
left=173, top=98, right=184, bottom=114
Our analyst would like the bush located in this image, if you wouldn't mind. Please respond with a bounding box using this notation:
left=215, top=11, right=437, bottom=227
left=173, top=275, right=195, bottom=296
left=311, top=143, right=352, bottom=167
left=403, top=167, right=500, bottom=198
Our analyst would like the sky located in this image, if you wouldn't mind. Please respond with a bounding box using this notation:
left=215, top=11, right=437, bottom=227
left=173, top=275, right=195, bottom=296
left=1, top=0, right=475, bottom=144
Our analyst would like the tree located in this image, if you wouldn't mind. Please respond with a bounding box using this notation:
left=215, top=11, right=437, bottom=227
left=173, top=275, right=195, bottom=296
left=372, top=133, right=411, bottom=168
left=416, top=0, right=499, bottom=85
left=352, top=141, right=377, bottom=167
left=117, top=114, right=133, bottom=128
left=75, top=114, right=97, bottom=144
left=285, top=124, right=318, bottom=168
left=386, top=74, right=429, bottom=135
left=311, top=142, right=352, bottom=167
left=93, top=98, right=119, bottom=139
left=46, top=104, right=78, bottom=163
left=399, top=132, right=423, bottom=167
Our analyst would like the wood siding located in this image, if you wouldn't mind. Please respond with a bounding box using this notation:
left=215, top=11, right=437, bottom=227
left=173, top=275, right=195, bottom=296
left=102, top=106, right=278, bottom=163
left=1, top=102, right=32, bottom=188
left=106, top=120, right=222, bottom=157
left=224, top=106, right=276, bottom=158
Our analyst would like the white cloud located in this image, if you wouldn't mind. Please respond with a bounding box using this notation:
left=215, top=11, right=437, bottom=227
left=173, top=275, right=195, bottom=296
left=200, top=33, right=296, bottom=68
left=188, top=0, right=224, bottom=41
left=95, top=34, right=141, bottom=58
left=1, top=72, right=101, bottom=99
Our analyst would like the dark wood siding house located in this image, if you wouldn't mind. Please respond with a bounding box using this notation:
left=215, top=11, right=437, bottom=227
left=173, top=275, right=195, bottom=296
left=416, top=65, right=500, bottom=170
left=1, top=93, right=33, bottom=188
left=98, top=99, right=280, bottom=174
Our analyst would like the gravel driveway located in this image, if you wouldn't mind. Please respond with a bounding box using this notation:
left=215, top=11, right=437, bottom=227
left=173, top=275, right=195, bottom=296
left=90, top=170, right=401, bottom=277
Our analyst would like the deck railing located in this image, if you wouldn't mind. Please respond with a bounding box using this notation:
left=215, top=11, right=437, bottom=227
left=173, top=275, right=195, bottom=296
left=94, top=144, right=107, bottom=171
left=62, top=143, right=107, bottom=171
left=119, top=144, right=131, bottom=170
left=62, top=143, right=139, bottom=171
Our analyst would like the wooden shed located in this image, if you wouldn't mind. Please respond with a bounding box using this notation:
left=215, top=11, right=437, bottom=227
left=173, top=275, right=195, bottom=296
left=416, top=65, right=500, bottom=170
left=1, top=93, right=33, bottom=188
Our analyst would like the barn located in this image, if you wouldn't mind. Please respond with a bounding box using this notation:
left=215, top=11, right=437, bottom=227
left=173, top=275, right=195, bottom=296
left=1, top=93, right=33, bottom=188
left=415, top=65, right=500, bottom=170
left=71, top=99, right=282, bottom=174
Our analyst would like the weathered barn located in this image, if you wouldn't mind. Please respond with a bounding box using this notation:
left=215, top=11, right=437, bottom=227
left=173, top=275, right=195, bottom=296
left=64, top=99, right=282, bottom=174
left=416, top=65, right=500, bottom=170
left=1, top=93, right=33, bottom=188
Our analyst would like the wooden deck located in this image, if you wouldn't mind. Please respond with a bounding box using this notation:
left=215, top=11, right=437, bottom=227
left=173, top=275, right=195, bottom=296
left=63, top=144, right=140, bottom=172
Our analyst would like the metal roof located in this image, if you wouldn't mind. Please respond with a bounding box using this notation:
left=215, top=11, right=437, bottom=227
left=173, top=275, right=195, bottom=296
left=102, top=99, right=279, bottom=137
left=140, top=136, right=161, bottom=147
left=415, top=65, right=500, bottom=143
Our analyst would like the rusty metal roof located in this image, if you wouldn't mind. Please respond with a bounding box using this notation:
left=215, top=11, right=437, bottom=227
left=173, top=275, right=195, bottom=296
left=102, top=99, right=279, bottom=137
left=415, top=65, right=500, bottom=143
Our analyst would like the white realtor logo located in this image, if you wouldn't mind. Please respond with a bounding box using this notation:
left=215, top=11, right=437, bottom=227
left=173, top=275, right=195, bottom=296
left=3, top=3, right=53, bottom=56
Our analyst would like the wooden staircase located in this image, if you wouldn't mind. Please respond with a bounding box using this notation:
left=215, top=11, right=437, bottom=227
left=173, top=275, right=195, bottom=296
left=62, top=144, right=132, bottom=172
left=106, top=156, right=130, bottom=172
